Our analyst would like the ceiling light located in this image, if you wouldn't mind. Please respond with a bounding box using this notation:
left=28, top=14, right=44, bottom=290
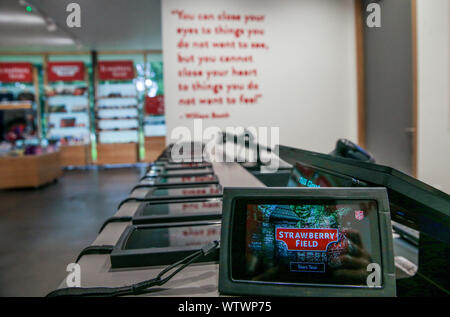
left=0, top=13, right=45, bottom=25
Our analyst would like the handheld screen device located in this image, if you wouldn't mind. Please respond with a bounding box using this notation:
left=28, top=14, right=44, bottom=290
left=132, top=198, right=222, bottom=224
left=141, top=184, right=222, bottom=201
left=111, top=221, right=221, bottom=268
left=219, top=187, right=396, bottom=297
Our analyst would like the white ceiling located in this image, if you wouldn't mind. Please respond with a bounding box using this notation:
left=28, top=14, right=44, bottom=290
left=0, top=0, right=162, bottom=52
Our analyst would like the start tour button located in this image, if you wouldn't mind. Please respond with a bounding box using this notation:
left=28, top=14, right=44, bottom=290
left=290, top=262, right=325, bottom=273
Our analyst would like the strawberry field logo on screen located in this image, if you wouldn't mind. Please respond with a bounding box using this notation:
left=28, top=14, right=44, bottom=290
left=276, top=228, right=339, bottom=251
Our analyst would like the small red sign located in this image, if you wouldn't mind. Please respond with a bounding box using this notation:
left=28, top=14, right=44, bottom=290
left=98, top=61, right=135, bottom=80
left=0, top=62, right=33, bottom=82
left=47, top=61, right=85, bottom=82
left=276, top=228, right=339, bottom=251
left=355, top=210, right=365, bottom=221
left=145, top=95, right=165, bottom=115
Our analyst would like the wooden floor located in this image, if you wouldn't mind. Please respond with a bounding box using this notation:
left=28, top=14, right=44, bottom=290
left=0, top=167, right=144, bottom=296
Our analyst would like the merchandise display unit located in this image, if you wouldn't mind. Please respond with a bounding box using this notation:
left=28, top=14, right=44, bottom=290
left=0, top=52, right=168, bottom=168
left=95, top=72, right=140, bottom=165
left=0, top=63, right=42, bottom=142
left=0, top=62, right=62, bottom=189
left=44, top=61, right=91, bottom=166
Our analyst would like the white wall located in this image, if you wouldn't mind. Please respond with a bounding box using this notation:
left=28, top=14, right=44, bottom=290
left=162, top=0, right=358, bottom=153
left=416, top=0, right=450, bottom=193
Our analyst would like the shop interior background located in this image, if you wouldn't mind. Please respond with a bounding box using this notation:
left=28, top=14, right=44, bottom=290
left=0, top=0, right=448, bottom=296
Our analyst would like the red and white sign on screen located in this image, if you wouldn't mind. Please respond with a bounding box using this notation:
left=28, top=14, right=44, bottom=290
left=145, top=95, right=165, bottom=115
left=47, top=61, right=85, bottom=82
left=276, top=228, right=339, bottom=252
left=98, top=61, right=135, bottom=80
left=0, top=62, right=33, bottom=82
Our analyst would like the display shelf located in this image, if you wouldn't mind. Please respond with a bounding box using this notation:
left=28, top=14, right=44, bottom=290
left=0, top=64, right=42, bottom=144
left=96, top=95, right=137, bottom=100
left=94, top=75, right=140, bottom=164
left=95, top=80, right=139, bottom=145
left=0, top=102, right=33, bottom=110
left=143, top=115, right=166, bottom=137
left=44, top=67, right=91, bottom=147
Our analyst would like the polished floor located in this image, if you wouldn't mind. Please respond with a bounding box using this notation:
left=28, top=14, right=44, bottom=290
left=0, top=167, right=144, bottom=296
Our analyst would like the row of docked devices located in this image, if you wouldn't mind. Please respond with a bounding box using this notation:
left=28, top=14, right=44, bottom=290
left=110, top=144, right=223, bottom=269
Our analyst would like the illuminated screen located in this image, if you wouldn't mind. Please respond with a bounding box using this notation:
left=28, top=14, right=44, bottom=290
left=231, top=200, right=382, bottom=287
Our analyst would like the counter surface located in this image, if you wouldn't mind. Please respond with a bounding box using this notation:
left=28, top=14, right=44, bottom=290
left=58, top=162, right=265, bottom=296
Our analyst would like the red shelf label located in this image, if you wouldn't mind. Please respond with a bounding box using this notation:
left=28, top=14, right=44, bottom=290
left=47, top=61, right=85, bottom=82
left=0, top=62, right=33, bottom=82
left=98, top=61, right=135, bottom=80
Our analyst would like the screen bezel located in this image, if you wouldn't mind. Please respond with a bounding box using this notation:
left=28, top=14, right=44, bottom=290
left=219, top=187, right=396, bottom=297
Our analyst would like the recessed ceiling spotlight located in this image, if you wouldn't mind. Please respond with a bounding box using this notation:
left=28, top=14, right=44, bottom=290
left=45, top=17, right=57, bottom=32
